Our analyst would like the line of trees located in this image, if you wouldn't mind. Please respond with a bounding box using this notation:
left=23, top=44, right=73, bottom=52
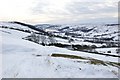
left=26, top=32, right=57, bottom=46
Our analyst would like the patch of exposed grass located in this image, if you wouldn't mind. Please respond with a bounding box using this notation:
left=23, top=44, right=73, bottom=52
left=51, top=53, right=107, bottom=66
left=51, top=53, right=86, bottom=60
left=89, top=59, right=107, bottom=66
left=107, top=62, right=120, bottom=67
left=51, top=53, right=120, bottom=67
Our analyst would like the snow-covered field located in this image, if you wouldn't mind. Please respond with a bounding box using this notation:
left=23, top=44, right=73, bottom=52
left=0, top=54, right=1, bottom=79
left=0, top=22, right=119, bottom=78
left=95, top=48, right=118, bottom=56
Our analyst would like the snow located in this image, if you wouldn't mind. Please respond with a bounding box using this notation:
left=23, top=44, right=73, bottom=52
left=1, top=27, right=119, bottom=78
left=71, top=41, right=103, bottom=47
left=0, top=22, right=38, bottom=32
left=0, top=28, right=30, bottom=39
left=95, top=48, right=118, bottom=56
left=44, top=24, right=118, bottom=41
left=0, top=22, right=119, bottom=78
left=0, top=31, right=2, bottom=79
left=55, top=37, right=104, bottom=47
left=0, top=22, right=30, bottom=30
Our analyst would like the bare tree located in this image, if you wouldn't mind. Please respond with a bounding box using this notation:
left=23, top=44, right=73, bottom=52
left=30, top=32, right=40, bottom=43
left=40, top=35, right=47, bottom=46
left=48, top=35, right=56, bottom=44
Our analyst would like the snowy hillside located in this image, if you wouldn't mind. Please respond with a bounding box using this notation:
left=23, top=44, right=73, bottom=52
left=36, top=24, right=119, bottom=40
left=0, top=22, right=119, bottom=78
left=0, top=22, right=31, bottom=30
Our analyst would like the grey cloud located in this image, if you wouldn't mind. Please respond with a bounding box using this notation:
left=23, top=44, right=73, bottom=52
left=65, top=2, right=117, bottom=15
left=32, top=1, right=117, bottom=15
left=32, top=1, right=50, bottom=14
left=32, top=0, right=68, bottom=15
left=47, top=15, right=117, bottom=24
left=31, top=0, right=118, bottom=24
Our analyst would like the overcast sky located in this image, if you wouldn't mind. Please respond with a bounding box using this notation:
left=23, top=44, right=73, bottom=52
left=0, top=0, right=119, bottom=24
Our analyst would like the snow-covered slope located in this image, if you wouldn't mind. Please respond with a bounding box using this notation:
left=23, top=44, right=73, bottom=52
left=36, top=24, right=118, bottom=41
left=0, top=22, right=38, bottom=32
left=0, top=23, right=119, bottom=78
left=0, top=22, right=28, bottom=29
